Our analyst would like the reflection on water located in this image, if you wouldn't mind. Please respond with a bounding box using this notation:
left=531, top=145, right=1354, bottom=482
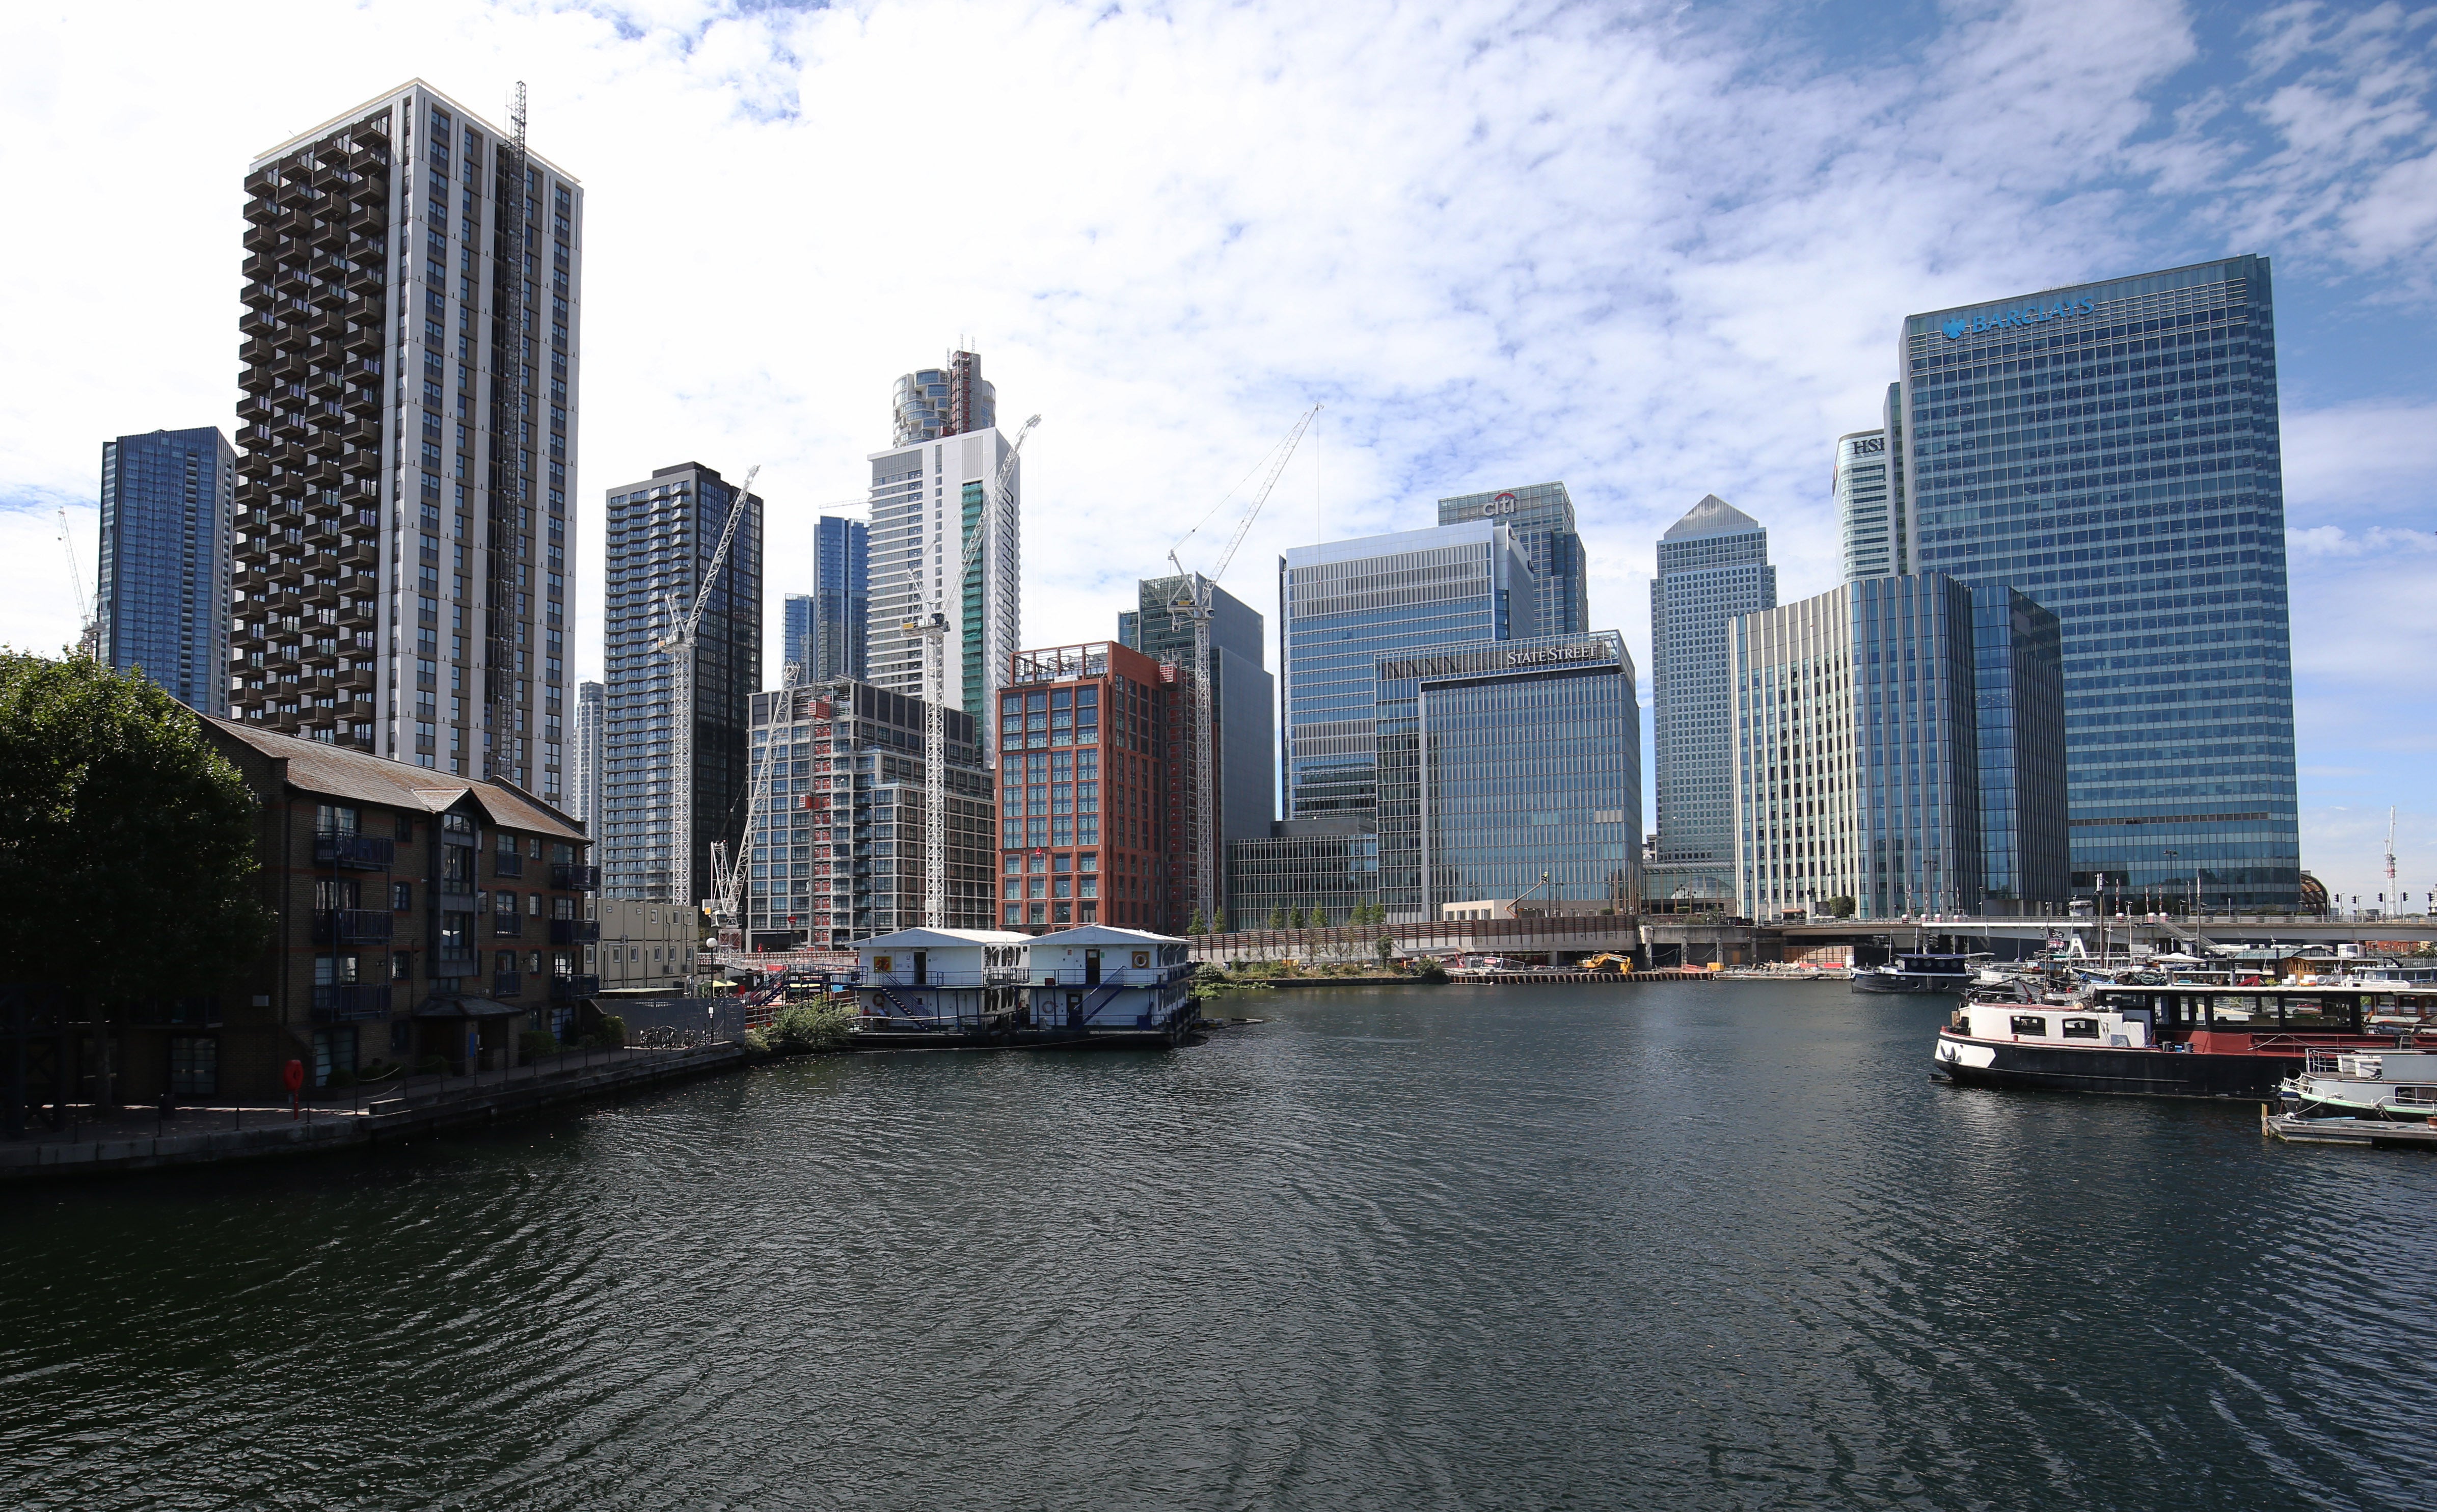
left=3, top=983, right=2432, bottom=1510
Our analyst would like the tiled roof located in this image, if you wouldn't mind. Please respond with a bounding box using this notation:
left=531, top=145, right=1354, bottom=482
left=202, top=718, right=585, bottom=841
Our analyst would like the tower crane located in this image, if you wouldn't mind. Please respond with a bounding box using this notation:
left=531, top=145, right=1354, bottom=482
left=906, top=415, right=1039, bottom=928
left=654, top=464, right=758, bottom=927
left=58, top=507, right=97, bottom=661
left=1166, top=404, right=1320, bottom=929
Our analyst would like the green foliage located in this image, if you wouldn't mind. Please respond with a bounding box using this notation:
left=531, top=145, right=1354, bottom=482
left=597, top=1013, right=628, bottom=1049
left=1288, top=906, right=1306, bottom=929
left=768, top=1001, right=855, bottom=1054
left=1267, top=907, right=1286, bottom=930
left=741, top=1027, right=771, bottom=1055
left=1375, top=933, right=1395, bottom=964
left=1186, top=907, right=1207, bottom=935
left=1822, top=896, right=1857, bottom=919
left=518, top=1029, right=559, bottom=1063
left=0, top=653, right=270, bottom=1004
left=1412, top=962, right=1450, bottom=984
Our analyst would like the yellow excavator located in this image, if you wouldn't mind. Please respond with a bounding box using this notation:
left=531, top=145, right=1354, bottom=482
left=1577, top=953, right=1633, bottom=975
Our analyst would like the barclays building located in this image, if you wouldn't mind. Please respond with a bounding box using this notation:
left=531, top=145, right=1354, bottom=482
left=1895, top=255, right=2299, bottom=909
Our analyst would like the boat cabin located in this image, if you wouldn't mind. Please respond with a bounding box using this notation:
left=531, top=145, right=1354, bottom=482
left=1024, top=927, right=1196, bottom=1034
left=2088, top=982, right=2437, bottom=1036
left=1957, top=1004, right=2153, bottom=1048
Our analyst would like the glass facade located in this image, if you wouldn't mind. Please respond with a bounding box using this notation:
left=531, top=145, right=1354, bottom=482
left=1899, top=255, right=2298, bottom=908
left=97, top=426, right=234, bottom=716
left=1374, top=632, right=1642, bottom=921
left=1734, top=576, right=1984, bottom=920
left=1119, top=573, right=1276, bottom=907
left=1280, top=522, right=1534, bottom=818
left=745, top=681, right=991, bottom=947
left=1228, top=817, right=1380, bottom=930
left=1971, top=585, right=2068, bottom=909
left=601, top=465, right=762, bottom=903
left=863, top=429, right=1021, bottom=736
left=1647, top=496, right=1774, bottom=904
left=1834, top=428, right=1895, bottom=580
left=1437, top=482, right=1587, bottom=637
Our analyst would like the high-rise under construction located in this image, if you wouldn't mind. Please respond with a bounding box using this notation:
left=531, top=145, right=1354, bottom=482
left=227, top=80, right=581, bottom=806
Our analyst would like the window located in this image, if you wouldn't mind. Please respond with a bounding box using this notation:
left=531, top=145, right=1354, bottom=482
left=392, top=882, right=412, bottom=911
left=392, top=954, right=413, bottom=982
left=316, top=803, right=359, bottom=834
left=2009, top=1015, right=2048, bottom=1037
left=169, top=1037, right=218, bottom=1097
left=2061, top=1017, right=2102, bottom=1040
left=395, top=814, right=414, bottom=841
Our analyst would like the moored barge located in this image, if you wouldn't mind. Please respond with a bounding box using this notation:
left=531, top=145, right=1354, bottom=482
left=1933, top=980, right=2437, bottom=1100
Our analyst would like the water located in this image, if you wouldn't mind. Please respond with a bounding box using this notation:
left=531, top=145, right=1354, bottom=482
left=4, top=983, right=2432, bottom=1510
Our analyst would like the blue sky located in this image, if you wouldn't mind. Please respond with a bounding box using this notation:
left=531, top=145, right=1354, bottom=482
left=0, top=0, right=2430, bottom=900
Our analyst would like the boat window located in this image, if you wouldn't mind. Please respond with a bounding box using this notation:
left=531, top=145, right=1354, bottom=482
left=2397, top=1087, right=2437, bottom=1108
left=2062, top=1017, right=2102, bottom=1040
left=2009, top=1015, right=2048, bottom=1037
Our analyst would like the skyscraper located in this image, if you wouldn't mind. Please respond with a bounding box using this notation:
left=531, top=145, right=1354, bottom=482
left=1896, top=256, right=2299, bottom=907
left=229, top=82, right=581, bottom=801
left=1437, top=482, right=1588, bottom=637
left=1970, top=585, right=2068, bottom=910
left=864, top=427, right=1020, bottom=745
left=1119, top=572, right=1276, bottom=917
left=797, top=514, right=870, bottom=681
left=573, top=680, right=603, bottom=831
left=891, top=349, right=997, bottom=446
left=600, top=463, right=763, bottom=903
left=1374, top=631, right=1641, bottom=920
left=1834, top=426, right=1897, bottom=579
left=1647, top=496, right=1774, bottom=906
left=1279, top=522, right=1536, bottom=818
left=97, top=426, right=235, bottom=715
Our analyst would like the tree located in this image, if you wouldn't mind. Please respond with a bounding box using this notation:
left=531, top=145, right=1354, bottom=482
left=1267, top=906, right=1286, bottom=930
left=1823, top=895, right=1857, bottom=919
left=0, top=653, right=271, bottom=1104
left=1186, top=907, right=1207, bottom=936
left=1288, top=905, right=1306, bottom=930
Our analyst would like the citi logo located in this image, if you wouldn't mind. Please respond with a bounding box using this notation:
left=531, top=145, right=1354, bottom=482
left=1943, top=295, right=2097, bottom=341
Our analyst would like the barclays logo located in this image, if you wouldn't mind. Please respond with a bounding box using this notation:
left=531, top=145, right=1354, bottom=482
left=1943, top=295, right=2096, bottom=341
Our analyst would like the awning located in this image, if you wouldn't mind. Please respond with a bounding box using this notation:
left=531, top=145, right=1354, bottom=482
left=412, top=995, right=529, bottom=1019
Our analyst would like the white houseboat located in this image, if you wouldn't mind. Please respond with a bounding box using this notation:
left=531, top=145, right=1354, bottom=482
left=1024, top=926, right=1200, bottom=1047
left=854, top=928, right=1032, bottom=1043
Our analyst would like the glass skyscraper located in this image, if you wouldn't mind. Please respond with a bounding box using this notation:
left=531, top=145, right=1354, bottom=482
left=1374, top=632, right=1641, bottom=920
left=1279, top=522, right=1535, bottom=818
left=1119, top=573, right=1277, bottom=913
left=1647, top=496, right=1774, bottom=905
left=97, top=426, right=235, bottom=716
left=1898, top=255, right=2298, bottom=907
left=1970, top=585, right=2068, bottom=909
left=1437, top=482, right=1587, bottom=637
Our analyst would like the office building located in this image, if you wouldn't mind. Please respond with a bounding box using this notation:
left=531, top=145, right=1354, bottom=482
left=1228, top=816, right=1381, bottom=930
left=743, top=681, right=995, bottom=948
left=1835, top=424, right=1899, bottom=580
left=1896, top=256, right=2299, bottom=907
left=97, top=426, right=236, bottom=715
left=572, top=680, right=602, bottom=830
left=229, top=82, right=581, bottom=803
left=1374, top=632, right=1641, bottom=921
left=891, top=349, right=996, bottom=447
left=1437, top=482, right=1587, bottom=637
left=787, top=514, right=869, bottom=681
left=1119, top=572, right=1276, bottom=918
left=1971, top=586, right=2068, bottom=910
left=600, top=463, right=763, bottom=904
left=1280, top=521, right=1535, bottom=818
left=863, top=429, right=1021, bottom=743
left=997, top=641, right=1178, bottom=932
left=1646, top=496, right=1774, bottom=906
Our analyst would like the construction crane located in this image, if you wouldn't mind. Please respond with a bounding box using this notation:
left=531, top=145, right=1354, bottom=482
left=2386, top=805, right=2399, bottom=913
left=1166, top=404, right=1320, bottom=928
left=705, top=660, right=811, bottom=943
left=57, top=507, right=98, bottom=661
left=654, top=463, right=758, bottom=925
left=905, top=416, right=1039, bottom=928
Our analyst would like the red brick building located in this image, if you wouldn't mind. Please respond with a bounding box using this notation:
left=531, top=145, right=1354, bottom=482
left=997, top=642, right=1199, bottom=933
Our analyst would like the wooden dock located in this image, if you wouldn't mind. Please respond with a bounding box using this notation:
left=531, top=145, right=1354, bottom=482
left=2262, top=1108, right=2437, bottom=1148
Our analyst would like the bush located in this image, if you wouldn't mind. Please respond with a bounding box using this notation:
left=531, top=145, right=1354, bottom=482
left=1412, top=962, right=1450, bottom=984
left=325, top=1069, right=356, bottom=1089
left=768, top=1002, right=856, bottom=1054
left=741, top=1027, right=771, bottom=1055
left=518, top=1029, right=559, bottom=1063
left=597, top=1014, right=628, bottom=1049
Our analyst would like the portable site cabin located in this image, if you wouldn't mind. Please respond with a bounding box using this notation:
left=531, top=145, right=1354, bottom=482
left=855, top=928, right=1031, bottom=1033
left=1025, top=926, right=1198, bottom=1037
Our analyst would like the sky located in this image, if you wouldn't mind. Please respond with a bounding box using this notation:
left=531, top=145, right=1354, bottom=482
left=2, top=0, right=2432, bottom=903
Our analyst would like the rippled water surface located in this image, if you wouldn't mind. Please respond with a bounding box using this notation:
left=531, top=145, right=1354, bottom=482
left=5, top=983, right=2435, bottom=1510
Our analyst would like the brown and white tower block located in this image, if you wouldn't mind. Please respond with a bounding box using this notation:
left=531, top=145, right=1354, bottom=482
left=228, top=80, right=582, bottom=806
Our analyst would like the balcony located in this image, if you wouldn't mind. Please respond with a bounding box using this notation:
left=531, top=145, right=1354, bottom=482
left=492, top=916, right=525, bottom=939
left=310, top=984, right=392, bottom=1023
left=493, top=972, right=523, bottom=1000
left=314, top=908, right=395, bottom=946
left=550, top=974, right=601, bottom=1002
left=551, top=863, right=601, bottom=891
left=549, top=919, right=600, bottom=946
left=338, top=662, right=375, bottom=692
left=493, top=852, right=524, bottom=879
left=434, top=951, right=479, bottom=979
left=314, top=832, right=394, bottom=869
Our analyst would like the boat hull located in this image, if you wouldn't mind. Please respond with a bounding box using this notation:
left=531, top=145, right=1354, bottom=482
left=1933, top=1030, right=2298, bottom=1099
left=1853, top=973, right=1970, bottom=994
